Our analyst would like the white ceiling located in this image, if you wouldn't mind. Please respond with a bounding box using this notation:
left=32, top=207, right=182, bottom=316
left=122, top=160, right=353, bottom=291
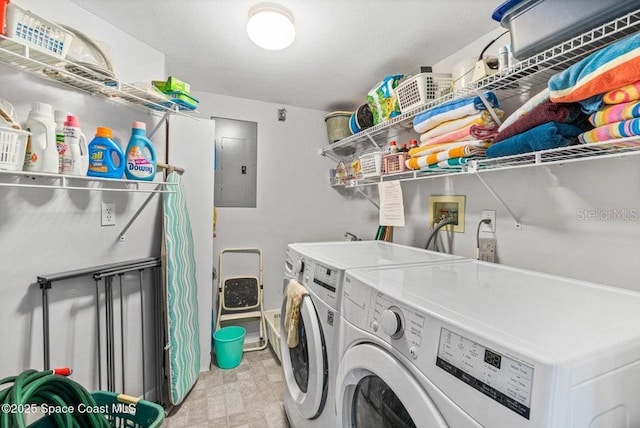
left=69, top=0, right=503, bottom=112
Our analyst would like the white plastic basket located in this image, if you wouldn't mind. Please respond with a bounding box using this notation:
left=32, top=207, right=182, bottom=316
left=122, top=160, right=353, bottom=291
left=359, top=151, right=383, bottom=178
left=265, top=309, right=281, bottom=362
left=395, top=73, right=453, bottom=113
left=5, top=3, right=74, bottom=59
left=0, top=127, right=29, bottom=171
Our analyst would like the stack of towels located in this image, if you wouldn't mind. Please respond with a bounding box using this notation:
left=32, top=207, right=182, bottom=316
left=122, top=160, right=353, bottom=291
left=486, top=88, right=583, bottom=158
left=406, top=92, right=503, bottom=170
left=548, top=32, right=640, bottom=145
left=577, top=81, right=640, bottom=144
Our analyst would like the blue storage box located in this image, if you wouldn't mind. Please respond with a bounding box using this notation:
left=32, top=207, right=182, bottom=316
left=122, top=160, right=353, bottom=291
left=494, top=0, right=640, bottom=59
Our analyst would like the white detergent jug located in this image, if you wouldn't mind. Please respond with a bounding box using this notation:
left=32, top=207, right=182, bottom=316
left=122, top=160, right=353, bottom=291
left=23, top=102, right=58, bottom=173
left=62, top=115, right=88, bottom=176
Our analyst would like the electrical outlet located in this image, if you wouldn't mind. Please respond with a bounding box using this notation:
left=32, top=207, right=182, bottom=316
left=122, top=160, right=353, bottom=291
left=478, top=238, right=496, bottom=262
left=101, top=203, right=116, bottom=226
left=481, top=210, right=496, bottom=232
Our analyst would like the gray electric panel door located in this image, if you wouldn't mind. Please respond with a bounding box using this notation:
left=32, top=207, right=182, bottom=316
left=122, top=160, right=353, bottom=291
left=213, top=117, right=257, bottom=208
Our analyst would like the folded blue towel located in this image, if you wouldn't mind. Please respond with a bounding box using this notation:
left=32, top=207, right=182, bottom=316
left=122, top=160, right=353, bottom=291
left=413, top=92, right=499, bottom=134
left=486, top=122, right=583, bottom=158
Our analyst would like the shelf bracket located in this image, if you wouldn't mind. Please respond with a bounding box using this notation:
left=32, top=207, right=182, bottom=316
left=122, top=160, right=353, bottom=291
left=117, top=184, right=163, bottom=241
left=469, top=163, right=521, bottom=229
left=149, top=111, right=171, bottom=139
left=364, top=132, right=382, bottom=150
left=356, top=187, right=380, bottom=209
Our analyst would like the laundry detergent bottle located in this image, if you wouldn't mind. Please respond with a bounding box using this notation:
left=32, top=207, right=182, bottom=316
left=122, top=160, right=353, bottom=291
left=87, top=126, right=125, bottom=178
left=23, top=102, right=59, bottom=173
left=124, top=121, right=157, bottom=181
left=63, top=115, right=88, bottom=176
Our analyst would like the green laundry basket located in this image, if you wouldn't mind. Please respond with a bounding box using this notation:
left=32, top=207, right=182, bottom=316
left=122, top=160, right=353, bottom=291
left=213, top=326, right=246, bottom=369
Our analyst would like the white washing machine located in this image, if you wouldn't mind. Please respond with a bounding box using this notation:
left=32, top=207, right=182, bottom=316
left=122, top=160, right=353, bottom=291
left=336, top=260, right=640, bottom=427
left=280, top=241, right=463, bottom=428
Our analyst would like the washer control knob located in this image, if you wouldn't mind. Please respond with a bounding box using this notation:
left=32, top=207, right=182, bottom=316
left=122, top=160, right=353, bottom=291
left=409, top=347, right=418, bottom=359
left=380, top=308, right=403, bottom=339
left=293, top=259, right=304, bottom=274
left=372, top=321, right=379, bottom=332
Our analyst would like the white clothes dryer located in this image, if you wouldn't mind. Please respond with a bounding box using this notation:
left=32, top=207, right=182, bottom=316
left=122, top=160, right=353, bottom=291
left=280, top=241, right=463, bottom=428
left=336, top=260, right=640, bottom=427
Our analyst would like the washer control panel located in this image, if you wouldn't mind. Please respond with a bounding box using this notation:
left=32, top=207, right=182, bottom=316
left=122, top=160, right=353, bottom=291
left=369, top=292, right=425, bottom=359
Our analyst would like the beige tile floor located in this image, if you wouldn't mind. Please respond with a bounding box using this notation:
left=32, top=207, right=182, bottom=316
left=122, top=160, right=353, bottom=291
left=164, top=347, right=290, bottom=428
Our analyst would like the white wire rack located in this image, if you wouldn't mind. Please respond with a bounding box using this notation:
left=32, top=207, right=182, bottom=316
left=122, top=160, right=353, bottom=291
left=0, top=169, right=176, bottom=193
left=333, top=137, right=640, bottom=189
left=322, top=8, right=640, bottom=173
left=0, top=35, right=195, bottom=115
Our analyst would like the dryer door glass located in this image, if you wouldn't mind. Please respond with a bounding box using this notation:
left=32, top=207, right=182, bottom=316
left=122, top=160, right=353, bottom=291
left=353, top=375, right=415, bottom=428
left=290, top=316, right=309, bottom=392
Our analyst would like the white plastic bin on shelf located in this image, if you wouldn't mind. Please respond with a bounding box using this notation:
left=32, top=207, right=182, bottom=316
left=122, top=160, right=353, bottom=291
left=395, top=73, right=453, bottom=114
left=358, top=152, right=383, bottom=178
left=5, top=3, right=74, bottom=59
left=0, top=127, right=29, bottom=171
left=265, top=309, right=281, bottom=362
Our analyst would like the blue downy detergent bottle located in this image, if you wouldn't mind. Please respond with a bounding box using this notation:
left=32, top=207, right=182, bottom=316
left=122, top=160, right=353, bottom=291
left=87, top=126, right=125, bottom=178
left=124, top=121, right=157, bottom=181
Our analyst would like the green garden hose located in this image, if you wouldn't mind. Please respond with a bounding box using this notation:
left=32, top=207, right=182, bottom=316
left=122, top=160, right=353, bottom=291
left=0, top=368, right=110, bottom=428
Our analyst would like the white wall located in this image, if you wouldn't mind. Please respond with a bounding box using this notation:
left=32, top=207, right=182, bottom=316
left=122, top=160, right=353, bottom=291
left=193, top=92, right=348, bottom=316
left=342, top=29, right=640, bottom=292
left=0, top=0, right=167, bottom=395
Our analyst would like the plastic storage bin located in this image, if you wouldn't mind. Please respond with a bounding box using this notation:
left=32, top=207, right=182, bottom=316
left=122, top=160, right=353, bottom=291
left=358, top=152, right=383, bottom=178
left=29, top=391, right=165, bottom=428
left=496, top=0, right=640, bottom=60
left=395, top=73, right=453, bottom=114
left=383, top=152, right=407, bottom=174
left=213, top=326, right=246, bottom=369
left=264, top=309, right=281, bottom=362
left=0, top=127, right=29, bottom=171
left=4, top=3, right=73, bottom=59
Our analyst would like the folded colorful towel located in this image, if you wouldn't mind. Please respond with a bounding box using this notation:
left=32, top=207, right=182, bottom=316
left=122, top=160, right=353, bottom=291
left=284, top=279, right=308, bottom=348
left=494, top=101, right=581, bottom=143
left=419, top=123, right=499, bottom=146
left=548, top=33, right=640, bottom=103
left=413, top=92, right=499, bottom=134
left=406, top=141, right=490, bottom=169
left=424, top=157, right=476, bottom=169
left=588, top=100, right=640, bottom=127
left=498, top=87, right=550, bottom=131
left=421, top=110, right=503, bottom=140
left=578, top=118, right=640, bottom=144
left=409, top=139, right=484, bottom=158
left=486, top=122, right=583, bottom=158
left=603, top=80, right=640, bottom=105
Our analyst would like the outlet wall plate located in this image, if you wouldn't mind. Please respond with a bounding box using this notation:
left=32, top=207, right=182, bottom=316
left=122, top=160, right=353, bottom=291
left=481, top=210, right=496, bottom=232
left=428, top=195, right=465, bottom=233
left=101, top=203, right=116, bottom=226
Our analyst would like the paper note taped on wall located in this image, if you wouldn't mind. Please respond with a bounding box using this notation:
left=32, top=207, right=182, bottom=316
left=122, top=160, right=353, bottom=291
left=378, top=181, right=405, bottom=227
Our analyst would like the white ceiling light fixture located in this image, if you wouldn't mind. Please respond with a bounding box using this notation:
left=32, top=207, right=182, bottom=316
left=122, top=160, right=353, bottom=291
left=247, top=2, right=296, bottom=50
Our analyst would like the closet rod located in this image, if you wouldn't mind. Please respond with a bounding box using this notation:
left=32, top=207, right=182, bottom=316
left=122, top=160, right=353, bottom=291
left=157, top=162, right=185, bottom=175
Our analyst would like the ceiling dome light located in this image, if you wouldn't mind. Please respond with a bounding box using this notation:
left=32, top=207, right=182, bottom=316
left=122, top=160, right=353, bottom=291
left=247, top=3, right=295, bottom=50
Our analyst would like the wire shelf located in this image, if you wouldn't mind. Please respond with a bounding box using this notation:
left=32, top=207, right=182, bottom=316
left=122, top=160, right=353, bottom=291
left=321, top=8, right=640, bottom=162
left=0, top=35, right=195, bottom=116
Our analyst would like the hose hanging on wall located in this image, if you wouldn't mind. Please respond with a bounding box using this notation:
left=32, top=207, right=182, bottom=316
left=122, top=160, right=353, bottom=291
left=424, top=217, right=457, bottom=251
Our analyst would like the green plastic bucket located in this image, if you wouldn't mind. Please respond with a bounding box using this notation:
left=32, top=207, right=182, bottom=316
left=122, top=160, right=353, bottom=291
left=213, top=326, right=246, bottom=369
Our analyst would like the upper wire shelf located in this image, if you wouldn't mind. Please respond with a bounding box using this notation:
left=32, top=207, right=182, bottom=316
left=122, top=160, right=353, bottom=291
left=0, top=35, right=196, bottom=117
left=321, top=8, right=640, bottom=162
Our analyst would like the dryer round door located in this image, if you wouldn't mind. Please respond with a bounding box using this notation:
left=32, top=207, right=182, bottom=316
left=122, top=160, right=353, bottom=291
left=336, top=343, right=447, bottom=428
left=280, top=292, right=328, bottom=419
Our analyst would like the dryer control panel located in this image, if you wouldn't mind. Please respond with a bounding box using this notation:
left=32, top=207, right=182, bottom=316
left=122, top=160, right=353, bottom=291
left=436, top=327, right=534, bottom=420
